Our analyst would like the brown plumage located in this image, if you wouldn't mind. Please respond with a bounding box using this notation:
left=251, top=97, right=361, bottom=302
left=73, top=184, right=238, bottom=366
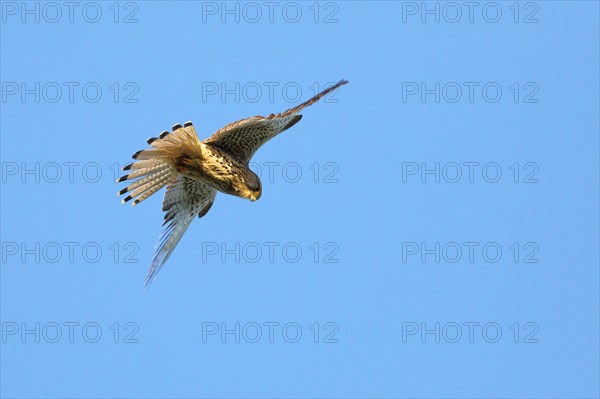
left=117, top=80, right=349, bottom=287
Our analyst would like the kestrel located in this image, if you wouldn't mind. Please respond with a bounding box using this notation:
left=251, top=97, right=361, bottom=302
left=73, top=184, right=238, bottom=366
left=117, top=79, right=348, bottom=287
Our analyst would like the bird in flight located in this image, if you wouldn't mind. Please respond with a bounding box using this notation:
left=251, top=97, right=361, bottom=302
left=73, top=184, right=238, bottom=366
left=117, top=79, right=349, bottom=287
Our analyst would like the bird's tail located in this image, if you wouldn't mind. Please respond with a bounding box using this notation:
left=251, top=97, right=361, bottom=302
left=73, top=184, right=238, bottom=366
left=117, top=123, right=199, bottom=206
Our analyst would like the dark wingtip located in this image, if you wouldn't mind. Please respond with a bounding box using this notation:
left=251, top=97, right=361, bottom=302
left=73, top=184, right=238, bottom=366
left=122, top=194, right=133, bottom=203
left=117, top=174, right=129, bottom=183
left=117, top=187, right=128, bottom=195
left=183, top=121, right=193, bottom=127
left=147, top=137, right=157, bottom=145
left=122, top=163, right=134, bottom=171
left=159, top=131, right=169, bottom=139
left=284, top=114, right=303, bottom=130
left=172, top=123, right=182, bottom=131
left=132, top=150, right=143, bottom=159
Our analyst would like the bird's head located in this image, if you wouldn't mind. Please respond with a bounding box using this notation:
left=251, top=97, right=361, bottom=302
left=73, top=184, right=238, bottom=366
left=238, top=170, right=262, bottom=202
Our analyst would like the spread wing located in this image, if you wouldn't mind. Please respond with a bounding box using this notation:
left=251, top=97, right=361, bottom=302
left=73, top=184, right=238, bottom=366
left=144, top=175, right=216, bottom=287
left=204, top=80, right=348, bottom=162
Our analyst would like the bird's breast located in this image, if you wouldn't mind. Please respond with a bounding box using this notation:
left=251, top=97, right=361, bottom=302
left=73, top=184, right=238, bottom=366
left=196, top=145, right=246, bottom=194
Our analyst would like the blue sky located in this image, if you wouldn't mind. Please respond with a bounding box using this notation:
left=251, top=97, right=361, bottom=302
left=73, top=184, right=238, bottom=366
left=1, top=1, right=598, bottom=398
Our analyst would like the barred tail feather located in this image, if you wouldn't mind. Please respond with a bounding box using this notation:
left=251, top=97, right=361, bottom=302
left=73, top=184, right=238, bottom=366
left=117, top=123, right=201, bottom=206
left=118, top=162, right=177, bottom=206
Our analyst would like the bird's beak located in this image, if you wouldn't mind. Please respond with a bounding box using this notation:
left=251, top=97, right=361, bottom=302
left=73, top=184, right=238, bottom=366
left=249, top=191, right=261, bottom=202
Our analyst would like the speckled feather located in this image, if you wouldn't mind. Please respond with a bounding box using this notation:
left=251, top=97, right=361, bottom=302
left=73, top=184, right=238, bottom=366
left=205, top=79, right=348, bottom=162
left=144, top=175, right=216, bottom=287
